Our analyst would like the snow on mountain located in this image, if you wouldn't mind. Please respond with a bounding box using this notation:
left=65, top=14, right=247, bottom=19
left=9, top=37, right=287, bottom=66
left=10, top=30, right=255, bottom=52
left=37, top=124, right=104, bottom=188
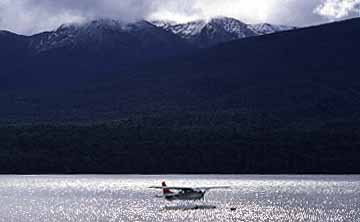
left=151, top=20, right=179, bottom=30
left=29, top=19, right=124, bottom=53
left=29, top=19, right=168, bottom=53
left=24, top=17, right=298, bottom=54
left=164, top=20, right=208, bottom=39
left=249, top=23, right=297, bottom=35
left=152, top=17, right=257, bottom=48
left=24, top=18, right=193, bottom=71
left=152, top=17, right=297, bottom=47
left=208, top=17, right=256, bottom=38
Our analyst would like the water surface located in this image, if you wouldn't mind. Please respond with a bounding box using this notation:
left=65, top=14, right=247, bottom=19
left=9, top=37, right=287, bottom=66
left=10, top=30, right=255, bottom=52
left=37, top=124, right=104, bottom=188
left=0, top=175, right=359, bottom=221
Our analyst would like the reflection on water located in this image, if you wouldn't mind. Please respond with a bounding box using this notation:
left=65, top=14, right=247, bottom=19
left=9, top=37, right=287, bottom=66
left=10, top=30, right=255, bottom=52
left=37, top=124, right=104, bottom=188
left=0, top=175, right=359, bottom=222
left=163, top=204, right=217, bottom=211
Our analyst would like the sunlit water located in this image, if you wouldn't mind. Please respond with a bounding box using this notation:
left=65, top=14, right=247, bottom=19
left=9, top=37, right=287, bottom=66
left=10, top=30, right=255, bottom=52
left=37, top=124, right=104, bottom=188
left=0, top=175, right=359, bottom=222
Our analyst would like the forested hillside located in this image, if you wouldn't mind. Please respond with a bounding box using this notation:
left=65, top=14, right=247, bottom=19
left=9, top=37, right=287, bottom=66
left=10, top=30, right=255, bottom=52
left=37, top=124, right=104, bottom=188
left=0, top=18, right=359, bottom=173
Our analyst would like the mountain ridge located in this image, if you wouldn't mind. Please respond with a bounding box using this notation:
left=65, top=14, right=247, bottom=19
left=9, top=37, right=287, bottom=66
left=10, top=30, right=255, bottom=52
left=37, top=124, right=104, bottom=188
left=0, top=16, right=297, bottom=89
left=0, top=18, right=193, bottom=89
left=0, top=17, right=358, bottom=122
left=0, top=16, right=297, bottom=53
left=152, top=16, right=296, bottom=47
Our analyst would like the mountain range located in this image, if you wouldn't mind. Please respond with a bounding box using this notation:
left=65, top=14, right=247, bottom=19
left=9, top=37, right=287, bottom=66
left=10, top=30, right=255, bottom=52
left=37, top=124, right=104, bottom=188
left=0, top=16, right=359, bottom=173
left=1, top=17, right=295, bottom=57
left=0, top=19, right=191, bottom=88
left=0, top=17, right=295, bottom=89
left=153, top=17, right=295, bottom=47
left=0, top=17, right=359, bottom=123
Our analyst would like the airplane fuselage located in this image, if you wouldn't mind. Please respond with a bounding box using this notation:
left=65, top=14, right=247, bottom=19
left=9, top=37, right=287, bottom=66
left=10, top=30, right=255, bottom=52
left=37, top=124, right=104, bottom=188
left=165, top=190, right=205, bottom=201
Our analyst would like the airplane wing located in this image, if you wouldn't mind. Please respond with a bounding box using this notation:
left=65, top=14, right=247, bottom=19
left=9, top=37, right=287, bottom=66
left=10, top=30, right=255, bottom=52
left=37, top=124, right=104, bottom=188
left=149, top=186, right=230, bottom=191
left=149, top=186, right=194, bottom=190
left=194, top=186, right=230, bottom=190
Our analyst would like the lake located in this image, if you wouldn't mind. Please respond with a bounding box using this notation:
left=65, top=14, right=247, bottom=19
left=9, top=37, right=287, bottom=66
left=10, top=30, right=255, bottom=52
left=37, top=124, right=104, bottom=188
left=0, top=175, right=359, bottom=221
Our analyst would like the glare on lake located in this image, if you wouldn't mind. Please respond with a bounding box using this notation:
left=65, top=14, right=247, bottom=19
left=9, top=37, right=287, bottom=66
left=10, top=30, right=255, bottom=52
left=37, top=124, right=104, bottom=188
left=0, top=175, right=359, bottom=222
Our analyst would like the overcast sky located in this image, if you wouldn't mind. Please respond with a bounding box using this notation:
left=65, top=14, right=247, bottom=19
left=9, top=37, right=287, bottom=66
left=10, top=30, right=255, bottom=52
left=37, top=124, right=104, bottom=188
left=1, top=0, right=360, bottom=35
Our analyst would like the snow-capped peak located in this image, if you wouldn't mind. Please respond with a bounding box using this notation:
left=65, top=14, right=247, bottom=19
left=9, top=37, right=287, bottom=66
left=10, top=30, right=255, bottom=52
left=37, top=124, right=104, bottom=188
left=27, top=16, right=299, bottom=53
left=152, top=17, right=298, bottom=47
left=249, top=23, right=296, bottom=35
left=151, top=20, right=179, bottom=29
left=152, top=19, right=207, bottom=39
left=30, top=19, right=153, bottom=53
left=29, top=18, right=184, bottom=54
left=206, top=16, right=255, bottom=38
left=54, top=19, right=157, bottom=35
left=172, top=20, right=207, bottom=37
left=153, top=17, right=253, bottom=39
left=152, top=17, right=256, bottom=47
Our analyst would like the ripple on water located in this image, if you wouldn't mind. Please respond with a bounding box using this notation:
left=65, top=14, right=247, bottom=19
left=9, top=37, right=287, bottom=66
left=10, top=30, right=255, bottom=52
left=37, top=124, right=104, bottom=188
left=0, top=175, right=359, bottom=222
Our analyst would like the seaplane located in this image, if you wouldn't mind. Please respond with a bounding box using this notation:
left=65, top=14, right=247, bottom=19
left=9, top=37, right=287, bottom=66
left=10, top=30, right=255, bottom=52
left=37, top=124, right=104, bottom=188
left=149, top=181, right=230, bottom=201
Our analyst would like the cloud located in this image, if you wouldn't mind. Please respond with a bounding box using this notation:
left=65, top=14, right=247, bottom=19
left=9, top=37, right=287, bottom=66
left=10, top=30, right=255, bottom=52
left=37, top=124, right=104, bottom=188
left=0, top=0, right=359, bottom=35
left=0, top=0, right=156, bottom=34
left=150, top=0, right=275, bottom=22
left=149, top=0, right=326, bottom=26
left=314, top=0, right=360, bottom=19
left=0, top=1, right=86, bottom=35
left=149, top=0, right=203, bottom=23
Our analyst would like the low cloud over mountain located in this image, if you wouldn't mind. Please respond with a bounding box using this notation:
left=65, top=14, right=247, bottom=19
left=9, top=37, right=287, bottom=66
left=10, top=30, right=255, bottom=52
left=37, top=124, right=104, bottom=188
left=0, top=0, right=359, bottom=35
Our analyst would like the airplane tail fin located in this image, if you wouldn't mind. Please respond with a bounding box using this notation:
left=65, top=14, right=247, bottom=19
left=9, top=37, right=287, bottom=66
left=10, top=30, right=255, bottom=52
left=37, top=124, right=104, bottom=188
left=162, top=181, right=173, bottom=194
